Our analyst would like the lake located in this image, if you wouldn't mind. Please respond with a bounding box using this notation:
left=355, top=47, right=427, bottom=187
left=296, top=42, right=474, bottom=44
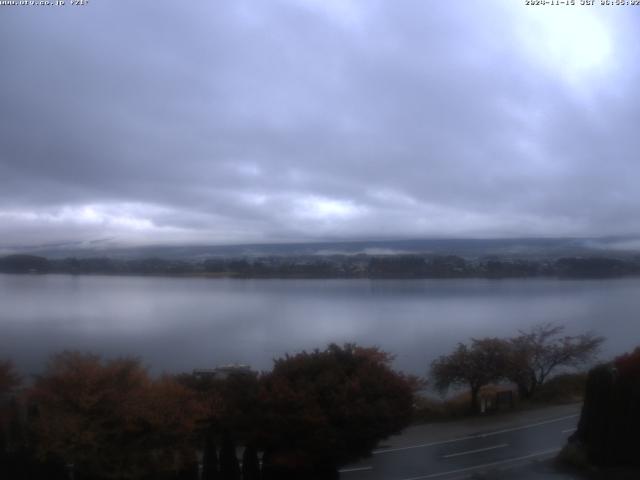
left=1, top=273, right=638, bottom=377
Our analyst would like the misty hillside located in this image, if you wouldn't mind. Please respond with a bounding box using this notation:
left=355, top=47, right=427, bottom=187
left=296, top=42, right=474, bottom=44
left=4, top=236, right=640, bottom=261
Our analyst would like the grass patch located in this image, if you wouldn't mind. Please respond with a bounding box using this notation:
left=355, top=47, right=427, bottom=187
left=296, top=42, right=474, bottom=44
left=413, top=373, right=587, bottom=423
left=531, top=372, right=587, bottom=404
left=413, top=385, right=514, bottom=422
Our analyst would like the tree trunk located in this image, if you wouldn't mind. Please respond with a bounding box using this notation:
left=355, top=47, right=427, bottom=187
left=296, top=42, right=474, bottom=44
left=202, top=435, right=219, bottom=480
left=219, top=433, right=240, bottom=480
left=516, top=382, right=530, bottom=400
left=241, top=445, right=260, bottom=480
left=528, top=376, right=539, bottom=398
left=260, top=450, right=274, bottom=480
left=470, top=385, right=480, bottom=413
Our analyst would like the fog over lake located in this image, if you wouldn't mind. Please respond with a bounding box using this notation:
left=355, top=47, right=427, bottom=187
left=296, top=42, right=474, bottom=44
left=1, top=274, right=637, bottom=377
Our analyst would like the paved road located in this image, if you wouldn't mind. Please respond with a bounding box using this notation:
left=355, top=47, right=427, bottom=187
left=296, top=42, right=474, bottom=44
left=339, top=405, right=581, bottom=480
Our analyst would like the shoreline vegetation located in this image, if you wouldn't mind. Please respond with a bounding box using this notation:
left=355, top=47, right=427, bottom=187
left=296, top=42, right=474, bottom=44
left=2, top=253, right=640, bottom=279
left=2, top=330, right=632, bottom=478
left=0, top=344, right=418, bottom=479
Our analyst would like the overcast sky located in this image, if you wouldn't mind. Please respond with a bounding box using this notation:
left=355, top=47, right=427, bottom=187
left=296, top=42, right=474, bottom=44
left=1, top=0, right=639, bottom=247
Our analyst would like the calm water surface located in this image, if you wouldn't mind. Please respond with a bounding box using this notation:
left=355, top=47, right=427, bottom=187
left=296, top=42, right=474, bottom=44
left=1, top=274, right=638, bottom=376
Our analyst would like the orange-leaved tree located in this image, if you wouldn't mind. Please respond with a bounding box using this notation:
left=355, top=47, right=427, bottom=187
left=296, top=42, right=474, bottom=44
left=0, top=360, right=22, bottom=453
left=29, top=352, right=206, bottom=479
left=0, top=360, right=20, bottom=396
left=258, top=344, right=420, bottom=477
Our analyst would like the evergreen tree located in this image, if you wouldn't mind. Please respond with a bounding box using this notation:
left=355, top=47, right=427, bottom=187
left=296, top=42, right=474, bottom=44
left=241, top=445, right=260, bottom=480
left=202, top=435, right=218, bottom=480
left=219, top=433, right=240, bottom=480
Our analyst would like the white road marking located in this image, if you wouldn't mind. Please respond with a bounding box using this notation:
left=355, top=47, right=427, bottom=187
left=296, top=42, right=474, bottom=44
left=373, top=414, right=578, bottom=455
left=562, top=428, right=576, bottom=434
left=399, top=448, right=561, bottom=480
left=338, top=466, right=373, bottom=473
left=442, top=443, right=509, bottom=459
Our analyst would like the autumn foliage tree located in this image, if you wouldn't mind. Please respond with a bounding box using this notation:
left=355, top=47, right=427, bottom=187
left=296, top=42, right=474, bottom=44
left=258, top=344, right=419, bottom=477
left=0, top=360, right=21, bottom=458
left=0, top=361, right=20, bottom=396
left=431, top=325, right=604, bottom=410
left=144, top=375, right=207, bottom=475
left=431, top=338, right=510, bottom=412
left=175, top=366, right=262, bottom=477
left=29, top=352, right=205, bottom=479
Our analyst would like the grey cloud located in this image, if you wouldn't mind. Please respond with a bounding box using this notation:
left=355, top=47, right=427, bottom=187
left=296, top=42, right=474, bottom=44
left=1, top=0, right=640, bottom=246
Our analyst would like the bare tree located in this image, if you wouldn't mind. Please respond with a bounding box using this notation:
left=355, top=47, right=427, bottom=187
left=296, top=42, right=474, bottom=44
left=506, top=323, right=604, bottom=399
left=430, top=338, right=509, bottom=413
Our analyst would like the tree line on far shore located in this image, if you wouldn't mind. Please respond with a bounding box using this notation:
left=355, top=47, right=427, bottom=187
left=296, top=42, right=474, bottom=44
left=2, top=253, right=640, bottom=279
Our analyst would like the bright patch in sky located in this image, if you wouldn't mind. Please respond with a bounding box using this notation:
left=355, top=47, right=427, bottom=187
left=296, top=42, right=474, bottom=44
left=517, top=7, right=613, bottom=82
left=0, top=204, right=156, bottom=231
left=297, top=196, right=362, bottom=220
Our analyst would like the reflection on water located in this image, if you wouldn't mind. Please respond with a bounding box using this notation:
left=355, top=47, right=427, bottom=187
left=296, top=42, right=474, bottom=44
left=1, top=274, right=637, bottom=376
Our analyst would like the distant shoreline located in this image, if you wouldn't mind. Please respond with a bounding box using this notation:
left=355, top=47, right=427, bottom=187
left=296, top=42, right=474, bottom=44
left=2, top=253, right=640, bottom=280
